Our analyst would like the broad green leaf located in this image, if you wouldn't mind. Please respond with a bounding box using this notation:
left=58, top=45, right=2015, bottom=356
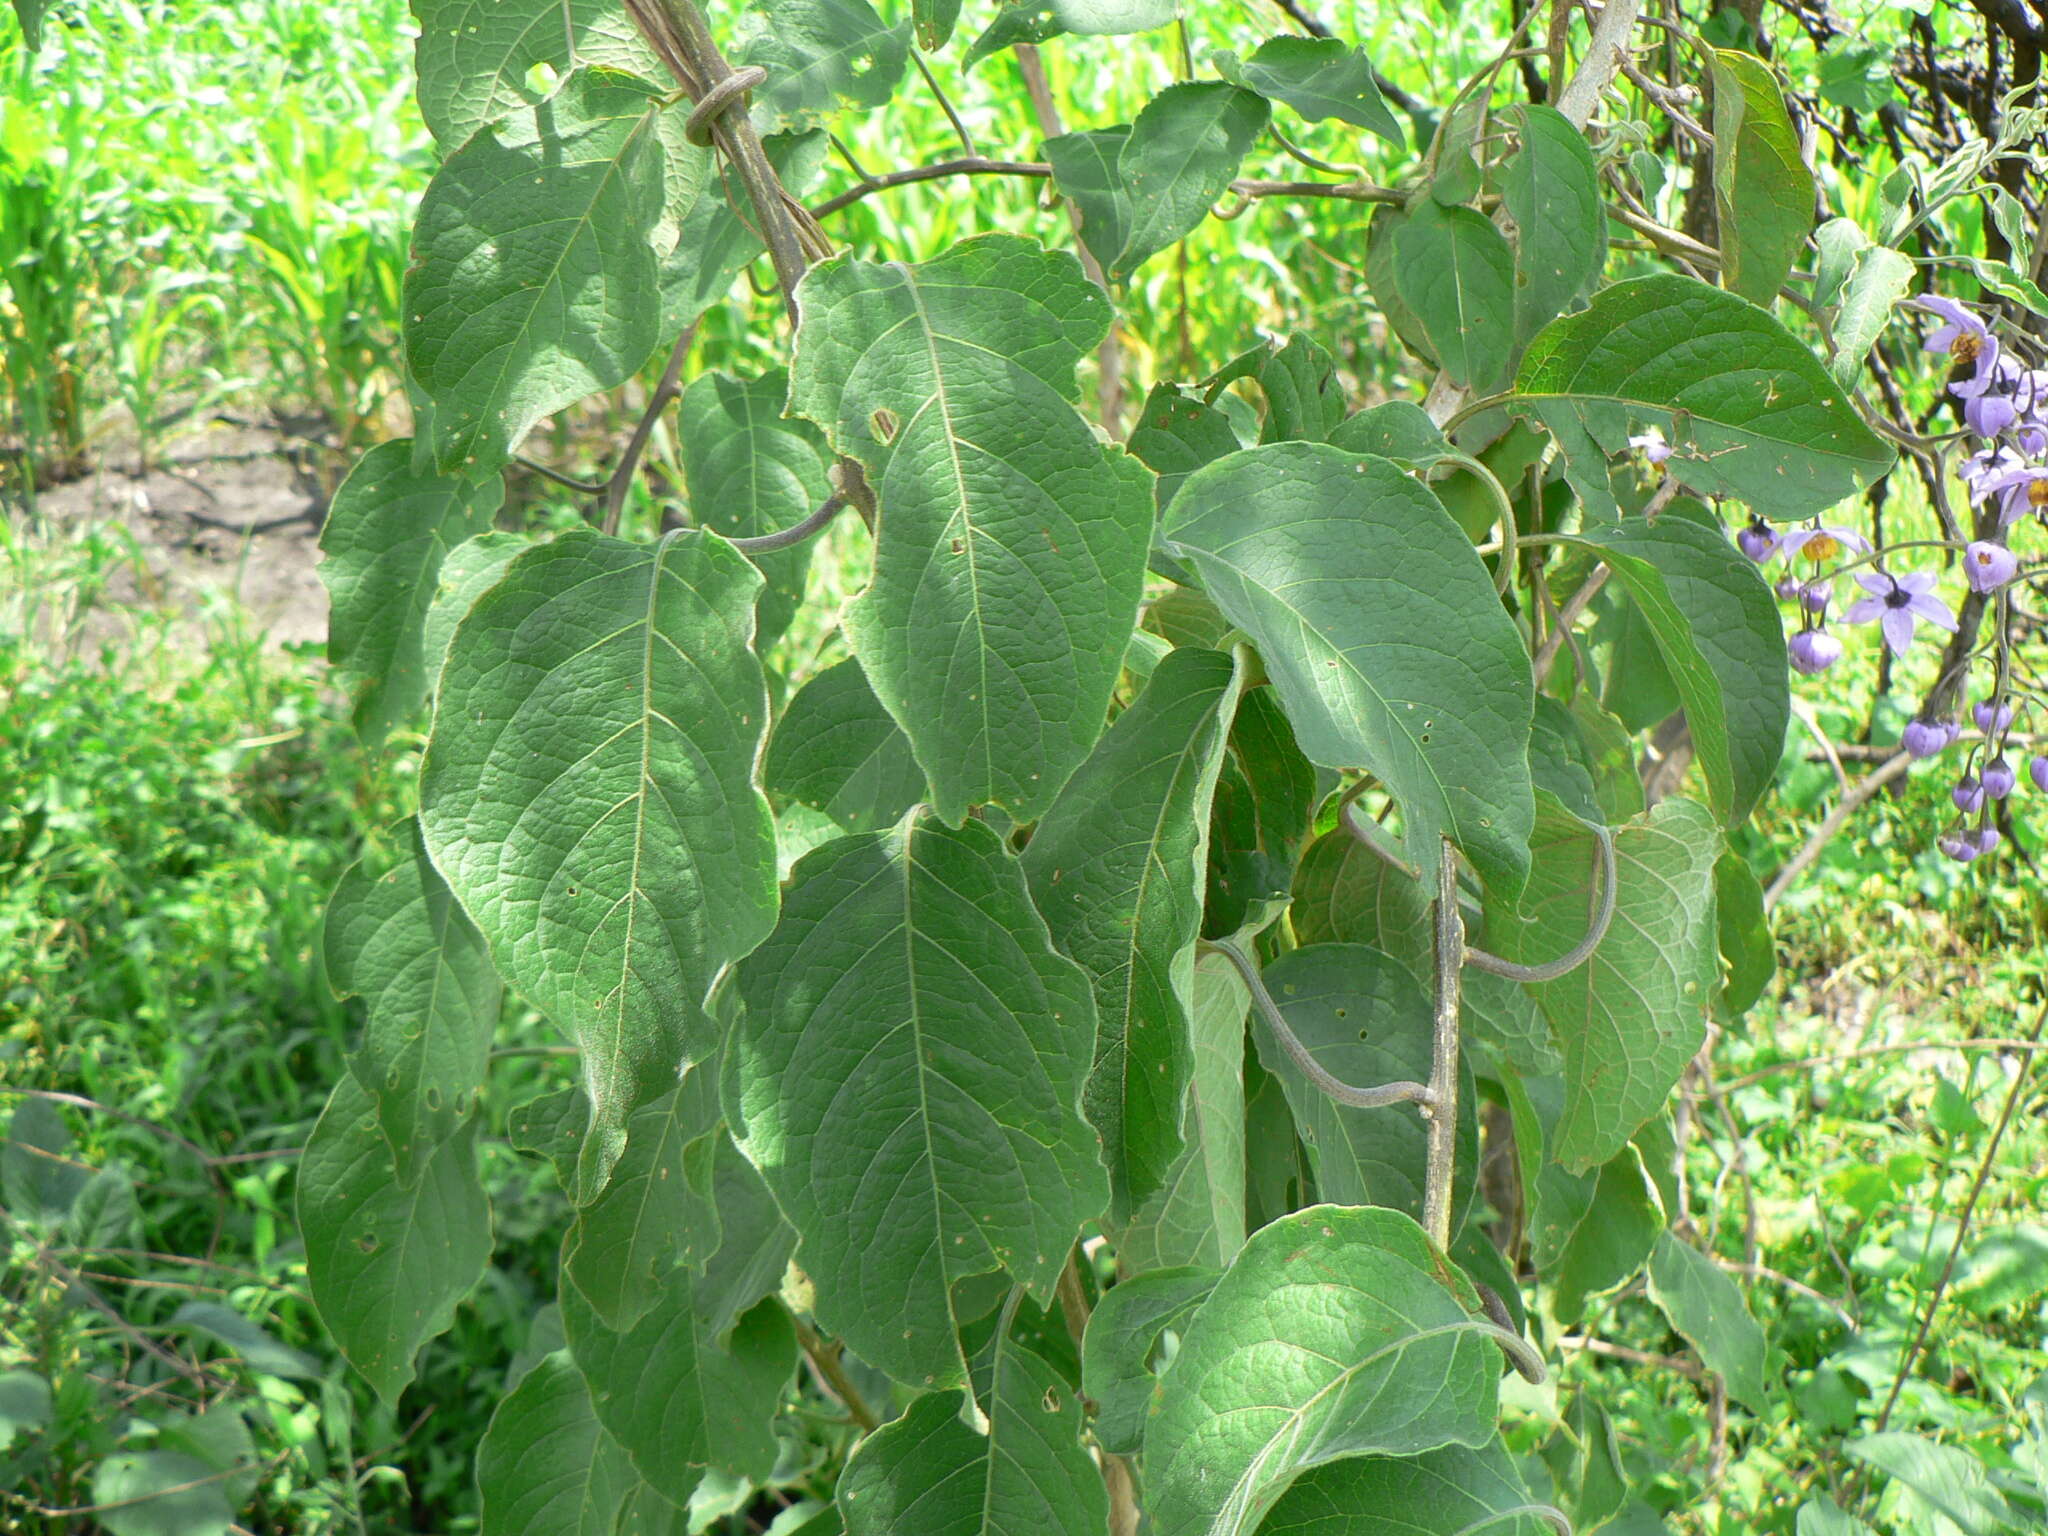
left=789, top=235, right=1153, bottom=825
left=1565, top=512, right=1787, bottom=826
left=1483, top=795, right=1719, bottom=1171
left=411, top=0, right=660, bottom=148
left=154, top=1406, right=259, bottom=1507
left=1592, top=579, right=1681, bottom=729
left=1811, top=216, right=1867, bottom=308
left=422, top=532, right=530, bottom=699
left=726, top=815, right=1108, bottom=1387
left=1163, top=443, right=1535, bottom=897
left=963, top=0, right=1176, bottom=68
left=741, top=0, right=911, bottom=133
left=1081, top=1266, right=1219, bottom=1453
left=1251, top=944, right=1476, bottom=1227
left=1529, top=696, right=1605, bottom=827
left=1022, top=647, right=1245, bottom=1218
left=1714, top=849, right=1774, bottom=1016
left=1552, top=1148, right=1664, bottom=1324
left=1797, top=1497, right=1878, bottom=1536
left=1325, top=401, right=1447, bottom=462
left=678, top=369, right=832, bottom=650
left=763, top=658, right=925, bottom=833
left=2, top=1098, right=89, bottom=1226
left=92, top=1451, right=233, bottom=1536
left=328, top=819, right=501, bottom=1186
left=661, top=131, right=830, bottom=331
left=510, top=1086, right=590, bottom=1189
left=562, top=1071, right=722, bottom=1331
left=1392, top=201, right=1517, bottom=394
left=1514, top=274, right=1894, bottom=519
left=298, top=1074, right=491, bottom=1404
left=10, top=0, right=43, bottom=53
left=1830, top=245, right=1914, bottom=386
left=564, top=1280, right=794, bottom=1507
left=0, top=1370, right=52, bottom=1452
left=1848, top=1434, right=2019, bottom=1534
left=838, top=1329, right=1108, bottom=1536
left=1364, top=208, right=1438, bottom=368
left=1257, top=1440, right=1554, bottom=1535
left=695, top=1132, right=799, bottom=1341
left=68, top=1164, right=137, bottom=1248
left=1647, top=1231, right=1771, bottom=1411
left=1207, top=335, right=1345, bottom=444
left=1044, top=126, right=1134, bottom=278
left=1243, top=1058, right=1312, bottom=1232
left=420, top=529, right=778, bottom=1198
left=170, top=1302, right=321, bottom=1380
left=1204, top=688, right=1319, bottom=938
left=1502, top=104, right=1605, bottom=345
left=405, top=68, right=668, bottom=475
left=1116, top=951, right=1250, bottom=1270
left=319, top=440, right=504, bottom=745
left=1709, top=49, right=1814, bottom=304
left=477, top=1352, right=635, bottom=1536
left=914, top=0, right=960, bottom=49
left=1129, top=382, right=1242, bottom=513
left=1212, top=36, right=1403, bottom=145
left=1142, top=1205, right=1499, bottom=1536
left=1111, top=83, right=1270, bottom=282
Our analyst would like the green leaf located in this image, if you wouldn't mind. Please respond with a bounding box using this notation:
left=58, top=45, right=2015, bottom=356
left=1713, top=849, right=1774, bottom=1016
left=1846, top=1434, right=2020, bottom=1535
left=68, top=1164, right=138, bottom=1248
left=1552, top=1149, right=1664, bottom=1323
left=838, top=1328, right=1108, bottom=1536
left=1142, top=1205, right=1500, bottom=1536
left=1111, top=83, right=1270, bottom=282
left=1482, top=796, right=1719, bottom=1172
left=695, top=1133, right=799, bottom=1341
left=763, top=658, right=925, bottom=834
left=1129, top=383, right=1242, bottom=513
left=92, top=1452, right=234, bottom=1536
left=1022, top=647, right=1245, bottom=1218
left=3, top=1099, right=88, bottom=1228
left=319, top=441, right=505, bottom=745
left=1365, top=208, right=1438, bottom=369
left=1080, top=1266, right=1219, bottom=1454
left=741, top=0, right=911, bottom=133
left=913, top=0, right=960, bottom=49
left=9, top=0, right=43, bottom=54
left=1514, top=274, right=1894, bottom=519
left=1207, top=334, right=1345, bottom=444
left=1116, top=951, right=1250, bottom=1270
left=963, top=0, right=1176, bottom=68
left=661, top=131, right=829, bottom=331
left=1213, top=36, right=1403, bottom=145
left=789, top=235, right=1153, bottom=825
left=154, top=1405, right=260, bottom=1507
left=678, top=369, right=832, bottom=650
left=1044, top=126, right=1134, bottom=278
left=562, top=1072, right=723, bottom=1331
left=1829, top=245, right=1914, bottom=387
left=1565, top=512, right=1787, bottom=826
left=1325, top=401, right=1447, bottom=462
left=1163, top=443, right=1535, bottom=897
left=169, top=1302, right=321, bottom=1380
left=298, top=1073, right=491, bottom=1404
left=0, top=1370, right=52, bottom=1452
left=327, top=819, right=501, bottom=1186
left=411, top=0, right=661, bottom=148
left=1204, top=688, right=1319, bottom=938
left=1797, top=1497, right=1878, bottom=1536
left=406, top=68, right=668, bottom=475
left=477, top=1352, right=635, bottom=1536
left=422, top=532, right=531, bottom=699
left=1257, top=1440, right=1554, bottom=1535
left=1501, top=104, right=1605, bottom=345
left=1392, top=201, right=1517, bottom=394
left=1708, top=49, right=1814, bottom=305
left=726, top=814, right=1108, bottom=1387
left=510, top=1086, right=590, bottom=1189
left=564, top=1280, right=794, bottom=1507
left=1647, top=1231, right=1771, bottom=1411
left=420, top=529, right=778, bottom=1198
left=1252, top=944, right=1476, bottom=1227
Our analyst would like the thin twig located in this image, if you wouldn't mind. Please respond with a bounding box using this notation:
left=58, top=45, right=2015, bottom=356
left=1424, top=840, right=1464, bottom=1249
left=1532, top=564, right=1610, bottom=687
left=603, top=321, right=698, bottom=536
left=729, top=494, right=847, bottom=554
left=790, top=1315, right=880, bottom=1432
left=1721, top=1037, right=2047, bottom=1092
left=1558, top=1333, right=1707, bottom=1379
left=910, top=49, right=977, bottom=158
left=1763, top=750, right=1918, bottom=908
left=811, top=157, right=1053, bottom=218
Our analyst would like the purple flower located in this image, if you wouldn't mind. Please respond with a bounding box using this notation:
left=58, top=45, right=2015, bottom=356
left=1801, top=581, right=1832, bottom=617
left=1949, top=335, right=2016, bottom=403
left=1629, top=427, right=1673, bottom=465
left=1939, top=833, right=1980, bottom=863
left=1964, top=387, right=2019, bottom=440
left=1779, top=525, right=1872, bottom=565
left=1974, top=699, right=2015, bottom=734
left=1903, top=719, right=1954, bottom=759
left=1975, top=826, right=2003, bottom=854
left=1788, top=629, right=1843, bottom=675
left=1964, top=446, right=2025, bottom=505
left=1954, top=775, right=1985, bottom=813
left=2029, top=754, right=2048, bottom=793
left=1965, top=540, right=2018, bottom=593
left=1977, top=462, right=2048, bottom=526
left=1842, top=570, right=1957, bottom=655
left=1737, top=517, right=1778, bottom=562
left=1774, top=574, right=1803, bottom=602
left=1921, top=295, right=1994, bottom=363
left=1983, top=758, right=2017, bottom=798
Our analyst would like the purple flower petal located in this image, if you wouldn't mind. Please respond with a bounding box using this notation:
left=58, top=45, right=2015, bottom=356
left=1842, top=596, right=1888, bottom=624
left=1906, top=593, right=1956, bottom=631
left=1880, top=607, right=1917, bottom=654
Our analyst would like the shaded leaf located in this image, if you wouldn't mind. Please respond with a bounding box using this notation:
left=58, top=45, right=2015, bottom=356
left=1112, top=83, right=1270, bottom=282
left=0, top=1370, right=53, bottom=1452
left=411, top=0, right=660, bottom=148
left=1325, top=401, right=1446, bottom=462
left=2, top=1098, right=88, bottom=1227
left=764, top=658, right=925, bottom=834
left=1502, top=104, right=1605, bottom=345
left=1392, top=201, right=1517, bottom=394
left=1044, top=126, right=1133, bottom=278
left=1709, top=49, right=1814, bottom=305
left=476, top=1352, right=634, bottom=1536
left=92, top=1451, right=233, bottom=1536
left=1648, top=1231, right=1771, bottom=1411
left=741, top=0, right=910, bottom=133
left=1714, top=849, right=1774, bottom=1016
left=1129, top=383, right=1242, bottom=515
left=1257, top=1440, right=1554, bottom=1535
left=169, top=1302, right=321, bottom=1380
left=1207, top=334, right=1345, bottom=444
left=1082, top=1266, right=1219, bottom=1454
left=1213, top=36, right=1403, bottom=144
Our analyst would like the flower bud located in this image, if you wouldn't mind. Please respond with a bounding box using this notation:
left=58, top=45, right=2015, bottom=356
left=1788, top=629, right=1842, bottom=675
left=1953, top=775, right=1985, bottom=814
left=2031, top=755, right=2048, bottom=794
left=1976, top=825, right=2003, bottom=854
left=1965, top=540, right=2018, bottom=593
left=1775, top=574, right=1802, bottom=602
left=1974, top=699, right=2015, bottom=734
left=1801, top=581, right=1831, bottom=616
left=1903, top=719, right=1952, bottom=759
left=1983, top=758, right=2017, bottom=799
left=1738, top=519, right=1778, bottom=562
left=1939, top=834, right=1979, bottom=863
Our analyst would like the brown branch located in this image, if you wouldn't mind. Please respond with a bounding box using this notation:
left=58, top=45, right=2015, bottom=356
left=791, top=1315, right=880, bottom=1431
left=1762, top=750, right=1918, bottom=907
left=812, top=157, right=1053, bottom=219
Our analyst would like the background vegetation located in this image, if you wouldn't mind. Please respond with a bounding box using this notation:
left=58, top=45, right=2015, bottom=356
left=3, top=0, right=2045, bottom=1531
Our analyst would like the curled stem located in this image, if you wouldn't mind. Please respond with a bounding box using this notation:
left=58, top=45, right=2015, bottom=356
left=1463, top=821, right=1617, bottom=982
left=1202, top=937, right=1436, bottom=1110
left=728, top=494, right=846, bottom=554
left=1340, top=798, right=1421, bottom=881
